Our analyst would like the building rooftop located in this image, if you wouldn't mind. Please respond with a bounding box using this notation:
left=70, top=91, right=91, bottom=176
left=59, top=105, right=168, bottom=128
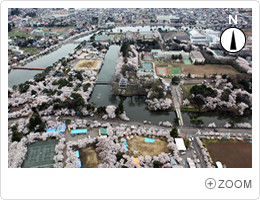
left=190, top=51, right=205, bottom=60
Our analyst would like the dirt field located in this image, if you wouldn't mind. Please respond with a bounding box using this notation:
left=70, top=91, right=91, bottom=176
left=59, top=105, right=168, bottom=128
left=207, top=142, right=252, bottom=168
left=74, top=60, right=100, bottom=69
left=161, top=32, right=189, bottom=41
left=43, top=27, right=72, bottom=34
left=182, top=64, right=238, bottom=76
left=79, top=147, right=100, bottom=168
left=128, top=136, right=169, bottom=157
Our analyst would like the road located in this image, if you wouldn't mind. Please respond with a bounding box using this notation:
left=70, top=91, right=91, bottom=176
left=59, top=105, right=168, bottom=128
left=8, top=116, right=252, bottom=138
left=190, top=138, right=206, bottom=168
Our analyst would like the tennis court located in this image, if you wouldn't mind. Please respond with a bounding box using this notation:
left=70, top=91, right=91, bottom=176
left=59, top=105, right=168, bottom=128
left=157, top=67, right=167, bottom=75
left=22, top=140, right=58, bottom=168
left=183, top=59, right=192, bottom=65
left=172, top=68, right=181, bottom=75
left=141, top=62, right=153, bottom=71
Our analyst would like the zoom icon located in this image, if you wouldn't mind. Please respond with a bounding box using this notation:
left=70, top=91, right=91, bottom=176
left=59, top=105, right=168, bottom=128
left=205, top=178, right=216, bottom=189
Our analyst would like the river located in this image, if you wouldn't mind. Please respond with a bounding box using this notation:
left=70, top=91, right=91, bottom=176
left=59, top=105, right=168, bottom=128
left=8, top=43, right=78, bottom=87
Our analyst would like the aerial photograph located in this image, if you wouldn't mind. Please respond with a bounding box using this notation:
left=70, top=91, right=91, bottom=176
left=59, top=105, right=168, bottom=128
left=8, top=8, right=253, bottom=169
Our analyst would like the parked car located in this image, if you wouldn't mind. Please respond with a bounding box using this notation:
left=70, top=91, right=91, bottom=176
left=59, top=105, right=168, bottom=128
left=193, top=150, right=196, bottom=154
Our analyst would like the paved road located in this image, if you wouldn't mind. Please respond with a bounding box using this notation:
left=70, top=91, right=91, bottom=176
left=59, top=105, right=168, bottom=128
left=8, top=116, right=252, bottom=138
left=190, top=138, right=206, bottom=168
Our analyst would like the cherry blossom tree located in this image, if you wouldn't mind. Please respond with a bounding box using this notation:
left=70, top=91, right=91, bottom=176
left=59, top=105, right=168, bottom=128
left=208, top=122, right=216, bottom=128
left=106, top=105, right=116, bottom=118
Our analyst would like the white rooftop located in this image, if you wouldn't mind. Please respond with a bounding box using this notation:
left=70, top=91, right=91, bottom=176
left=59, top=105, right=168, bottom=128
left=175, top=138, right=187, bottom=151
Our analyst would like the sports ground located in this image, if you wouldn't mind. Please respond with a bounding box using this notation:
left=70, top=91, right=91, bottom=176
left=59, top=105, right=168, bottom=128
left=22, top=140, right=57, bottom=168
left=157, top=66, right=181, bottom=76
left=157, top=67, right=168, bottom=75
left=182, top=64, right=238, bottom=76
left=74, top=59, right=100, bottom=69
left=207, top=141, right=252, bottom=168
left=79, top=146, right=100, bottom=168
left=127, top=136, right=169, bottom=157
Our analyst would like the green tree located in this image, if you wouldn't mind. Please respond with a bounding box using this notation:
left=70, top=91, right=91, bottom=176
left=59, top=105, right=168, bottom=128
left=12, top=129, right=23, bottom=142
left=170, top=127, right=178, bottom=138
left=188, top=72, right=191, bottom=78
left=64, top=119, right=71, bottom=125
left=184, top=139, right=190, bottom=148
left=31, top=90, right=37, bottom=95
left=34, top=114, right=42, bottom=126
left=174, top=118, right=179, bottom=126
left=116, top=152, right=123, bottom=161
left=8, top=23, right=12, bottom=32
left=12, top=85, right=18, bottom=91
left=68, top=75, right=73, bottom=82
left=172, top=76, right=180, bottom=84
left=29, top=117, right=35, bottom=130
left=39, top=123, right=45, bottom=132
left=153, top=160, right=164, bottom=168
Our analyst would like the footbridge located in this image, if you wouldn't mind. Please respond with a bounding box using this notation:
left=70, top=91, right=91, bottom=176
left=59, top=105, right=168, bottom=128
left=171, top=84, right=184, bottom=126
left=175, top=108, right=184, bottom=126
left=12, top=66, right=45, bottom=70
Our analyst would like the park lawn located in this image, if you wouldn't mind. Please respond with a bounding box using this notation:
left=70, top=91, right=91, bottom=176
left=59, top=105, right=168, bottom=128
left=181, top=84, right=198, bottom=99
left=127, top=136, right=169, bottom=157
left=21, top=47, right=39, bottom=55
left=181, top=106, right=199, bottom=112
left=182, top=64, right=238, bottom=76
left=43, top=27, right=71, bottom=34
left=8, top=31, right=32, bottom=38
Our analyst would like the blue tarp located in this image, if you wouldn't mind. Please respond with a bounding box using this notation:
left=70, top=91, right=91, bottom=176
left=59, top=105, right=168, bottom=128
left=145, top=138, right=155, bottom=143
left=183, top=161, right=186, bottom=165
left=250, top=141, right=252, bottom=143
left=71, top=129, right=87, bottom=134
left=46, top=128, right=56, bottom=135
left=75, top=150, right=80, bottom=157
left=125, top=148, right=128, bottom=152
left=58, top=122, right=66, bottom=134
left=76, top=161, right=81, bottom=168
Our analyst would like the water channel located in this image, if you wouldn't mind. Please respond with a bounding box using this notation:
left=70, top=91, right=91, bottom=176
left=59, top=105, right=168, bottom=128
left=8, top=26, right=252, bottom=125
left=8, top=43, right=78, bottom=87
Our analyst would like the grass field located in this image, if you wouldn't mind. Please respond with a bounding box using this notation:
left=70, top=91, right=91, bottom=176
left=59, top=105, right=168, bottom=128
left=43, top=27, right=72, bottom=34
left=205, top=140, right=252, bottom=168
left=128, top=136, right=169, bottom=157
left=20, top=47, right=39, bottom=55
left=182, top=64, right=238, bottom=76
left=79, top=146, right=100, bottom=168
left=181, top=84, right=197, bottom=99
left=8, top=31, right=32, bottom=38
left=74, top=60, right=100, bottom=69
left=166, top=67, right=181, bottom=76
left=181, top=106, right=199, bottom=112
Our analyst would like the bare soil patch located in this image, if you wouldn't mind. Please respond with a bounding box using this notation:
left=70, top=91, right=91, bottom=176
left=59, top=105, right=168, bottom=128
left=128, top=136, right=169, bottom=157
left=74, top=60, right=100, bottom=69
left=207, top=142, right=252, bottom=168
left=161, top=32, right=189, bottom=41
left=43, top=27, right=72, bottom=34
left=182, top=64, right=238, bottom=76
left=79, top=146, right=100, bottom=168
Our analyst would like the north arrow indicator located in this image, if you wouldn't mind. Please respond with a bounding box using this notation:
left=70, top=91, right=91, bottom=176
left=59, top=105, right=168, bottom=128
left=220, top=27, right=246, bottom=53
